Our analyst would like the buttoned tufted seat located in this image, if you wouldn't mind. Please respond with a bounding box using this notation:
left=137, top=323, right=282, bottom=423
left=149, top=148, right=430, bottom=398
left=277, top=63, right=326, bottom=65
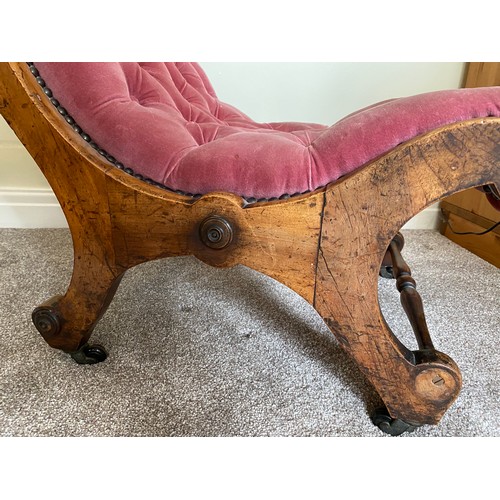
left=34, top=62, right=500, bottom=200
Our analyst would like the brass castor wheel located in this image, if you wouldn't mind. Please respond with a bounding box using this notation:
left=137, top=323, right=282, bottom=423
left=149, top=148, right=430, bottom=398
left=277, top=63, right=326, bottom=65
left=69, top=343, right=108, bottom=364
left=371, top=407, right=419, bottom=436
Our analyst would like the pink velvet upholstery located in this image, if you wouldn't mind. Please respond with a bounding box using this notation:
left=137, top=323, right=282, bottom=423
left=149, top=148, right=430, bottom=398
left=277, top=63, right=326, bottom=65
left=34, top=63, right=500, bottom=199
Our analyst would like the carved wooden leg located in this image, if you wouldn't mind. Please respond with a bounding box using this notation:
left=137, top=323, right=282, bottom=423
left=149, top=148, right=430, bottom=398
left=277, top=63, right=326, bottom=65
left=315, top=219, right=462, bottom=431
left=370, top=233, right=441, bottom=434
left=314, top=120, right=499, bottom=433
left=32, top=246, right=124, bottom=363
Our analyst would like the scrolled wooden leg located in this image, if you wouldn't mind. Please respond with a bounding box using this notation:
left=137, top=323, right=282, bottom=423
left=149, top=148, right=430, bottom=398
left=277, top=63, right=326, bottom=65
left=32, top=294, right=110, bottom=363
left=32, top=253, right=124, bottom=362
left=316, top=232, right=463, bottom=430
left=315, top=121, right=499, bottom=431
left=315, top=211, right=463, bottom=428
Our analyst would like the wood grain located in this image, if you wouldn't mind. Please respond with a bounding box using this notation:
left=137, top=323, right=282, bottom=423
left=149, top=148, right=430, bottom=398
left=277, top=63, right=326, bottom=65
left=440, top=61, right=500, bottom=264
left=463, top=62, right=500, bottom=88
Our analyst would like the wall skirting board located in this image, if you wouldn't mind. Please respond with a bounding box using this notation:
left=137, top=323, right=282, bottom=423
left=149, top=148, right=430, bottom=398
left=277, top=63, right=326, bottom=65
left=0, top=188, right=67, bottom=228
left=0, top=188, right=441, bottom=229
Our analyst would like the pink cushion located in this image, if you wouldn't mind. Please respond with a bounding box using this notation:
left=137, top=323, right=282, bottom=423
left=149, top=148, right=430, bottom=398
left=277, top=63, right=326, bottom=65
left=34, top=63, right=500, bottom=200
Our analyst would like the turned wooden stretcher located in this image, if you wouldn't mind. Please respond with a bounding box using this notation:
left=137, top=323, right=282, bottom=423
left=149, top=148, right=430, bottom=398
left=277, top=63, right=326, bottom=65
left=0, top=62, right=498, bottom=435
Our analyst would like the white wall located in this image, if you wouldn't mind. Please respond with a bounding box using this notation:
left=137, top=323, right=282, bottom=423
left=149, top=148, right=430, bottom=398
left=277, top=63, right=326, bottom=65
left=201, top=62, right=465, bottom=124
left=0, top=62, right=465, bottom=228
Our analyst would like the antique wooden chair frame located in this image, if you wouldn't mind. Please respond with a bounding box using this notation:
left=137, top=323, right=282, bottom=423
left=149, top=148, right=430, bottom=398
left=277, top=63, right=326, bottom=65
left=1, top=62, right=498, bottom=435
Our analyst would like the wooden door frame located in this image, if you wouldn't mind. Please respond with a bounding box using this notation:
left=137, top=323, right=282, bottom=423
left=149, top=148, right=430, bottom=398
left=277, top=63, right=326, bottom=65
left=463, top=62, right=500, bottom=88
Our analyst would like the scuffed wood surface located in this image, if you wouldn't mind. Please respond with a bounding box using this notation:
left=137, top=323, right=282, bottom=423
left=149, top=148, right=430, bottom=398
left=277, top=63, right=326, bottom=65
left=314, top=119, right=500, bottom=424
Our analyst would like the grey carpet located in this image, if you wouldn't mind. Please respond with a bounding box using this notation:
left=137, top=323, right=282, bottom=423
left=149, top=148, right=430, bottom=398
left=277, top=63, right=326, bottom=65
left=0, top=228, right=498, bottom=436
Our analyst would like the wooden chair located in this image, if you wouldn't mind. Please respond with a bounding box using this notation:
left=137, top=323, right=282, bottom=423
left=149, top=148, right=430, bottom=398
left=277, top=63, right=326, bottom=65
left=1, top=62, right=498, bottom=435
